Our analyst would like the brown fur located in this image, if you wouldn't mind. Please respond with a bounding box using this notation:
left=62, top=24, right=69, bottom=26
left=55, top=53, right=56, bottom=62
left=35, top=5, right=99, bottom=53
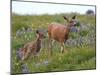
left=48, top=16, right=77, bottom=54
left=48, top=24, right=69, bottom=43
left=21, top=30, right=45, bottom=60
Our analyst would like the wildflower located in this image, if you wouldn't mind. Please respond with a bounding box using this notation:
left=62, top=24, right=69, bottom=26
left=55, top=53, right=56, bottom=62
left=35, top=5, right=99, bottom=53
left=22, top=64, right=29, bottom=73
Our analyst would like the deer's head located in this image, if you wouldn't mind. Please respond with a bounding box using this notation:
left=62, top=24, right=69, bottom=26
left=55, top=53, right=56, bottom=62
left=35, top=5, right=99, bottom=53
left=63, top=15, right=78, bottom=28
left=36, top=30, right=46, bottom=40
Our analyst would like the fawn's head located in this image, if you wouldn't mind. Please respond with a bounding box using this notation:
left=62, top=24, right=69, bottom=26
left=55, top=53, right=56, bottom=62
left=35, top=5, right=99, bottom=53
left=36, top=30, right=46, bottom=40
left=63, top=15, right=78, bottom=28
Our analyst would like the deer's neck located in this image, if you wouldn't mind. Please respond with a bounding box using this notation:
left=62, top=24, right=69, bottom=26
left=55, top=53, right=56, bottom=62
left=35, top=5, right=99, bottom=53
left=36, top=38, right=41, bottom=45
left=35, top=37, right=41, bottom=52
left=67, top=24, right=72, bottom=32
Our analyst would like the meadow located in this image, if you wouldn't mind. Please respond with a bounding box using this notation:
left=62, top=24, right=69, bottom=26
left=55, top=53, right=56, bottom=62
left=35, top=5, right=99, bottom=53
left=11, top=13, right=96, bottom=74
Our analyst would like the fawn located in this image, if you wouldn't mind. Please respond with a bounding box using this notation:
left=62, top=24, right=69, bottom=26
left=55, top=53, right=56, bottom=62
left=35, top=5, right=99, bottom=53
left=20, top=30, right=46, bottom=61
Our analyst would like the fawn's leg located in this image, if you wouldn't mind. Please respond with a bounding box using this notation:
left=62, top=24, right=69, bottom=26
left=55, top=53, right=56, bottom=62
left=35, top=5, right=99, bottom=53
left=22, top=49, right=31, bottom=61
left=22, top=50, right=25, bottom=61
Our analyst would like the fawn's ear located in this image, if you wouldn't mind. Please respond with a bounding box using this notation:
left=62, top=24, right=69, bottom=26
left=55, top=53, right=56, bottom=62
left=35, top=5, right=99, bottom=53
left=72, top=15, right=76, bottom=19
left=63, top=16, right=69, bottom=22
left=36, top=30, right=39, bottom=34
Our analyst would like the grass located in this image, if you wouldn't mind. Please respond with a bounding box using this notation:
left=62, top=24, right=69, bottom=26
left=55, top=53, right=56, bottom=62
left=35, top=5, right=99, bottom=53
left=11, top=13, right=96, bottom=74
left=21, top=46, right=95, bottom=73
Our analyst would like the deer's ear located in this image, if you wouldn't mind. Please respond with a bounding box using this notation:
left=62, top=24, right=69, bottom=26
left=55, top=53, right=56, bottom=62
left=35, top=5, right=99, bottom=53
left=36, top=30, right=39, bottom=34
left=72, top=15, right=76, bottom=19
left=63, top=16, right=69, bottom=22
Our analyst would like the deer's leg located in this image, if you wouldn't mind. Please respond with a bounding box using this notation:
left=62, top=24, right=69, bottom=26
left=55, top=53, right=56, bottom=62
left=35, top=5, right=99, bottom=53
left=51, top=40, right=55, bottom=47
left=61, top=43, right=65, bottom=53
left=49, top=38, right=52, bottom=49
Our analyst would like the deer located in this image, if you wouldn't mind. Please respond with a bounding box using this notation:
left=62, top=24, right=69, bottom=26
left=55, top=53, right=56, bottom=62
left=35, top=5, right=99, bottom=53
left=48, top=15, right=78, bottom=55
left=19, top=30, right=46, bottom=61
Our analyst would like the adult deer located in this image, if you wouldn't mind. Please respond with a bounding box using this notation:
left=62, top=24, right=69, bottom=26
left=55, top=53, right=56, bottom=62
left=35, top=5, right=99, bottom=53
left=48, top=15, right=78, bottom=55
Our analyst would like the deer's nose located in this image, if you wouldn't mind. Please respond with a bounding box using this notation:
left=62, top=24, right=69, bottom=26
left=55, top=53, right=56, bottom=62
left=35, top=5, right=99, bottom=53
left=73, top=22, right=77, bottom=26
left=74, top=24, right=77, bottom=26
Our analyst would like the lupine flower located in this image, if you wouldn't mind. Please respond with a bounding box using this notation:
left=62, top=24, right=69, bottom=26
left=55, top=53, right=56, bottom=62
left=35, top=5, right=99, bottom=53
left=22, top=64, right=29, bottom=73
left=70, top=27, right=78, bottom=32
left=16, top=48, right=23, bottom=60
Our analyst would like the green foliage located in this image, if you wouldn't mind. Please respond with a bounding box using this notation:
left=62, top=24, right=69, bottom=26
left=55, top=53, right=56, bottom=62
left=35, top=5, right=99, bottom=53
left=79, top=30, right=89, bottom=36
left=76, top=21, right=81, bottom=27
